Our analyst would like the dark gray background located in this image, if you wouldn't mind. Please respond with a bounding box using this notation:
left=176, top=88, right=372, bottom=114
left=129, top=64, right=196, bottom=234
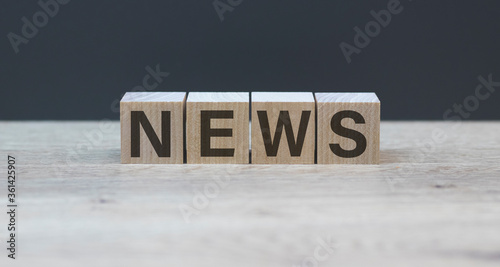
left=1, top=0, right=499, bottom=120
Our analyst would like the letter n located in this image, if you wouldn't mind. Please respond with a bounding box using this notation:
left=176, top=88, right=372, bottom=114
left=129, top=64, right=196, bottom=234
left=130, top=111, right=171, bottom=157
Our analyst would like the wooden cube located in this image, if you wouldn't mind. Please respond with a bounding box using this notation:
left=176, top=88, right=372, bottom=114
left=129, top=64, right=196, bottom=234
left=251, top=92, right=315, bottom=164
left=315, top=93, right=380, bottom=164
left=120, top=92, right=186, bottom=164
left=186, top=92, right=249, bottom=164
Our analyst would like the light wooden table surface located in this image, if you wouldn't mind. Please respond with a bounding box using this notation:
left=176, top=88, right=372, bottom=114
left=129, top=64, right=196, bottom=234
left=0, top=121, right=499, bottom=267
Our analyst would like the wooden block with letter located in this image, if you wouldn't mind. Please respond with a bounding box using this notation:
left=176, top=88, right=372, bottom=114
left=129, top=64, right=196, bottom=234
left=186, top=92, right=249, bottom=164
left=120, top=92, right=186, bottom=164
left=315, top=92, right=380, bottom=164
left=251, top=92, right=315, bottom=164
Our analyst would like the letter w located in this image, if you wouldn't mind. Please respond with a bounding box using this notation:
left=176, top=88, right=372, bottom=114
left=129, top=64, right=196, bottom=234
left=257, top=110, right=311, bottom=157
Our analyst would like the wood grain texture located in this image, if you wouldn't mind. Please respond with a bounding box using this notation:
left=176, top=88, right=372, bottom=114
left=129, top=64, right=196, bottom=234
left=120, top=92, right=186, bottom=164
left=316, top=92, right=380, bottom=164
left=1, top=121, right=500, bottom=267
left=186, top=92, right=249, bottom=164
left=251, top=92, right=315, bottom=164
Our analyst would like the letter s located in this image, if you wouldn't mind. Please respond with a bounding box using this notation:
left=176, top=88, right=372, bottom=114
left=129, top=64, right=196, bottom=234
left=330, top=110, right=367, bottom=158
